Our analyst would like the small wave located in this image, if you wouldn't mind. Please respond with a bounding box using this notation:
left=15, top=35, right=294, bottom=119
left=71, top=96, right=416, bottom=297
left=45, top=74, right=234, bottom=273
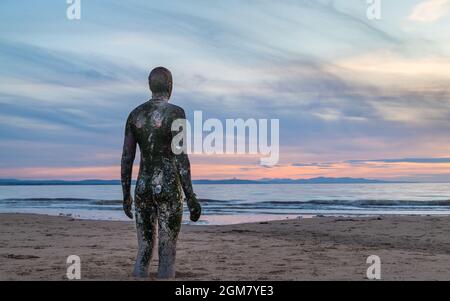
left=198, top=198, right=241, bottom=203
left=2, top=198, right=450, bottom=207
left=0, top=198, right=122, bottom=206
left=91, top=200, right=122, bottom=205
left=0, top=198, right=235, bottom=206
left=258, top=199, right=450, bottom=206
left=91, top=198, right=237, bottom=205
left=1, top=198, right=97, bottom=202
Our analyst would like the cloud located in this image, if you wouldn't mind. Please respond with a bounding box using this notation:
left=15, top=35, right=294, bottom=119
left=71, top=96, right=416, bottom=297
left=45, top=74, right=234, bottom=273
left=348, top=158, right=450, bottom=164
left=0, top=1, right=449, bottom=181
left=294, top=157, right=450, bottom=168
left=334, top=50, right=450, bottom=79
left=409, top=0, right=450, bottom=22
left=291, top=162, right=335, bottom=168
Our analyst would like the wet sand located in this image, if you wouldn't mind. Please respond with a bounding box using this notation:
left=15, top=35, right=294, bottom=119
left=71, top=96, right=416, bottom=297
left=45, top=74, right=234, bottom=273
left=0, top=213, right=449, bottom=280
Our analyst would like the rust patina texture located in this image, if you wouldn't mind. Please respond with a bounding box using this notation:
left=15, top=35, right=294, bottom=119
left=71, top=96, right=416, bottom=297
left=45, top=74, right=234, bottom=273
left=121, top=67, right=201, bottom=279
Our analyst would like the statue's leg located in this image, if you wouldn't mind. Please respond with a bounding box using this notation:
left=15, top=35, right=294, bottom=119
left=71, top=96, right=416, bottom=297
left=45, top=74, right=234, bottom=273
left=133, top=200, right=157, bottom=278
left=156, top=199, right=183, bottom=279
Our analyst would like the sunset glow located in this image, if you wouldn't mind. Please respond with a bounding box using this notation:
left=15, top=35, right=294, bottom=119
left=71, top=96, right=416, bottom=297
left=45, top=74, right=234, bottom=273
left=0, top=1, right=449, bottom=182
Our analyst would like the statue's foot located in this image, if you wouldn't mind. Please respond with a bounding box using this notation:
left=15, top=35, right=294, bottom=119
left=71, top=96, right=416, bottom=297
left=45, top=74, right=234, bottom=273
left=157, top=268, right=175, bottom=279
left=132, top=268, right=149, bottom=278
left=156, top=273, right=175, bottom=280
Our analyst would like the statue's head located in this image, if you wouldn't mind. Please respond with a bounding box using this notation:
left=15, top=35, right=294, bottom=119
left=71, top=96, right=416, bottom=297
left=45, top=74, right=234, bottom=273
left=148, top=67, right=173, bottom=100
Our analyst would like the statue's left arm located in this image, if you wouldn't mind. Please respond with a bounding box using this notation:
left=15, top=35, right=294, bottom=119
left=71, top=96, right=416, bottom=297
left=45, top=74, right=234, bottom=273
left=172, top=108, right=201, bottom=222
left=121, top=114, right=136, bottom=219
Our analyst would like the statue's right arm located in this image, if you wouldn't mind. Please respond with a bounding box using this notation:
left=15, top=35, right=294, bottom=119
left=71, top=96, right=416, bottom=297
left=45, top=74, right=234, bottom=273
left=121, top=114, right=136, bottom=219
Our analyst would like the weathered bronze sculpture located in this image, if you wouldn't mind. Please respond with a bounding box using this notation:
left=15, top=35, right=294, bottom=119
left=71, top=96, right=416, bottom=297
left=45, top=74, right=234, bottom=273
left=121, top=67, right=201, bottom=279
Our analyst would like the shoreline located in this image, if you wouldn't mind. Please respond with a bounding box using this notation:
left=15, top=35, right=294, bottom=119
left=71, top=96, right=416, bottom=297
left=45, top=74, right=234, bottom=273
left=1, top=213, right=450, bottom=280
left=2, top=210, right=450, bottom=225
left=0, top=210, right=303, bottom=225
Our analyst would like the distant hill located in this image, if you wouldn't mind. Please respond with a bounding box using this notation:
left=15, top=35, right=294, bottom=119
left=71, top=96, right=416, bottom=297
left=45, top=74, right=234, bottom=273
left=0, top=179, right=122, bottom=186
left=193, top=177, right=394, bottom=184
left=0, top=177, right=398, bottom=186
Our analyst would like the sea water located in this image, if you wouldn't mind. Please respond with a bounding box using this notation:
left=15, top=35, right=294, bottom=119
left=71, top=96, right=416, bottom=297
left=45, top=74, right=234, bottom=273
left=0, top=183, right=449, bottom=225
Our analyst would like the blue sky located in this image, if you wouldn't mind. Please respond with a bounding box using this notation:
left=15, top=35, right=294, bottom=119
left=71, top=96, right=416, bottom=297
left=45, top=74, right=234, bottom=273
left=0, top=0, right=450, bottom=181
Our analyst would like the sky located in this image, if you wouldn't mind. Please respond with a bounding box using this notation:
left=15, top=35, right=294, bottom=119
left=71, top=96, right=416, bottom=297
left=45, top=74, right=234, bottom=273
left=0, top=0, right=449, bottom=182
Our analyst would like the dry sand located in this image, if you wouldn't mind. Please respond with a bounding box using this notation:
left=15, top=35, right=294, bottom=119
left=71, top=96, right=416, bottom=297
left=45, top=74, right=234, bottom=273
left=0, top=213, right=449, bottom=280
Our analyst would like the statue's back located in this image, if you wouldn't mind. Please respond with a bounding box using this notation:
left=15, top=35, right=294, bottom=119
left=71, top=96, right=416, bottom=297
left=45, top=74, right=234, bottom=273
left=128, top=100, right=184, bottom=201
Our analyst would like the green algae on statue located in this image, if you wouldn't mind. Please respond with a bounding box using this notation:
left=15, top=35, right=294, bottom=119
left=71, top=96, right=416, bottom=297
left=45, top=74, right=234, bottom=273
left=121, top=67, right=201, bottom=279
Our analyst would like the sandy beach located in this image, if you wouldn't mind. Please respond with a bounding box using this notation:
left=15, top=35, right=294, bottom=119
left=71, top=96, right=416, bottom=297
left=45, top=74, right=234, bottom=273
left=0, top=213, right=449, bottom=280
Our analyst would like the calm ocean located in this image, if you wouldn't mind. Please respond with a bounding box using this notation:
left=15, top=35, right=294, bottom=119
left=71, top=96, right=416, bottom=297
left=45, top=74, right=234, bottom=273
left=1, top=183, right=449, bottom=224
